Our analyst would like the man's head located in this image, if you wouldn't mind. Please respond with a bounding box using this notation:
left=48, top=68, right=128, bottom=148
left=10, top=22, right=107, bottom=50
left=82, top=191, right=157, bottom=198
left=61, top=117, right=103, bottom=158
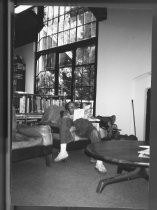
left=65, top=101, right=75, bottom=115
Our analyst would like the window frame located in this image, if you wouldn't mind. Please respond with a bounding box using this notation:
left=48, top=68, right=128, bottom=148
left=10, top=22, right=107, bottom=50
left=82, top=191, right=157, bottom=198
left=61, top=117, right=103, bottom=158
left=34, top=6, right=98, bottom=115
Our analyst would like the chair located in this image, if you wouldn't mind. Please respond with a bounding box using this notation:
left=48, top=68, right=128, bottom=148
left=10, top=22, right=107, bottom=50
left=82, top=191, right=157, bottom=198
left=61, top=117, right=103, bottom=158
left=12, top=107, right=53, bottom=166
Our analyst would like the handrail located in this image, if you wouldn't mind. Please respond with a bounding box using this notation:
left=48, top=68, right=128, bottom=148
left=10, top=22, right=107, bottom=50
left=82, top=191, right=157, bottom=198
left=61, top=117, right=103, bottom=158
left=13, top=92, right=66, bottom=115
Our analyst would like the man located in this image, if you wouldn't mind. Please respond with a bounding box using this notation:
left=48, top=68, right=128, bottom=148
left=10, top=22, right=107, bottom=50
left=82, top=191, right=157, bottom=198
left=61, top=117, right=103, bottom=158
left=54, top=101, right=107, bottom=173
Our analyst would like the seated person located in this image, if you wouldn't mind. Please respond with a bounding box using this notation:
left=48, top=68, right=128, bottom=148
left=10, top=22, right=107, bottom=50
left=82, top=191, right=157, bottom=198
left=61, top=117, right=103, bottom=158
left=54, top=101, right=107, bottom=173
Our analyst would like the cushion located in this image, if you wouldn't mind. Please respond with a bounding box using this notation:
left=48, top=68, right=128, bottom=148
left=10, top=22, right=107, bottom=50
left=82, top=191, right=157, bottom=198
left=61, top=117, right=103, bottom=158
left=17, top=125, right=53, bottom=146
left=12, top=136, right=43, bottom=150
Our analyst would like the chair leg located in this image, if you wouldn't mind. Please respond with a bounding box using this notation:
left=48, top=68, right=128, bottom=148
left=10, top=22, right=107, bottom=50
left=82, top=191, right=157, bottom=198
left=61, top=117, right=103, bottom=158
left=45, top=154, right=52, bottom=166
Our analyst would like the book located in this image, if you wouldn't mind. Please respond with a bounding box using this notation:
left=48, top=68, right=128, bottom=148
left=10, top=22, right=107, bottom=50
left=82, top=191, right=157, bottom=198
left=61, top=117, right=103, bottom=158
left=73, top=108, right=85, bottom=121
left=19, top=96, right=26, bottom=113
left=138, top=145, right=150, bottom=158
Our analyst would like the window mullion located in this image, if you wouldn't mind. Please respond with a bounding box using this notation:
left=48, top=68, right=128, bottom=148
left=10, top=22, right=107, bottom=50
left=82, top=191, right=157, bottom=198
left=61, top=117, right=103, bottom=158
left=55, top=53, right=59, bottom=95
left=71, top=49, right=76, bottom=101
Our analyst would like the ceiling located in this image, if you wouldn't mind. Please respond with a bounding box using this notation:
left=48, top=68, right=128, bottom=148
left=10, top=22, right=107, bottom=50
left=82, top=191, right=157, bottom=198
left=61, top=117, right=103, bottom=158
left=14, top=7, right=44, bottom=48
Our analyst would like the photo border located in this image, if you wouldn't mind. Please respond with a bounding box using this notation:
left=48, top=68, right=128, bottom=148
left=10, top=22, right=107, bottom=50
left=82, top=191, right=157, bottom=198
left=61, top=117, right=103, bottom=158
left=1, top=0, right=157, bottom=210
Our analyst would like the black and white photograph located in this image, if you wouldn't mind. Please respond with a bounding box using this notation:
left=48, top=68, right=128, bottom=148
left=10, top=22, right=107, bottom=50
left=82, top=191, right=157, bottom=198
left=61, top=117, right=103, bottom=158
left=1, top=0, right=157, bottom=210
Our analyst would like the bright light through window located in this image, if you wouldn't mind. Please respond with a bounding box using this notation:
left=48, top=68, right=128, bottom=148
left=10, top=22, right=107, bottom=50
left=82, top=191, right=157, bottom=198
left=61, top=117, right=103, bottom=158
left=15, top=5, right=33, bottom=14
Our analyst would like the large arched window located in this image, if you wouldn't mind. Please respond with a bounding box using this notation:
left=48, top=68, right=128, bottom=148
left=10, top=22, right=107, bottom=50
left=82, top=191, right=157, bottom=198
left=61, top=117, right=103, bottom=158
left=35, top=6, right=97, bottom=112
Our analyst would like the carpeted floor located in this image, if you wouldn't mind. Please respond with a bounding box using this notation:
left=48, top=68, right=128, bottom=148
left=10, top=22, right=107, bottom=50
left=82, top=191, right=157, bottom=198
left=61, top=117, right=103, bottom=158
left=11, top=149, right=149, bottom=209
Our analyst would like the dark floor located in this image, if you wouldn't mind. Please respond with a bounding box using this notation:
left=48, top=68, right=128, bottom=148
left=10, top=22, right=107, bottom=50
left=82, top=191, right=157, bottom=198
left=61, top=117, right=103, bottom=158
left=11, top=149, right=149, bottom=208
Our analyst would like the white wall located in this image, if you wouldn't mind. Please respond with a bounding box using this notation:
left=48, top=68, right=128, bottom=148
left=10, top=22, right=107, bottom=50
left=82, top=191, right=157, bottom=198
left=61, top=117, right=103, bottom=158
left=15, top=42, right=35, bottom=94
left=96, top=8, right=152, bottom=140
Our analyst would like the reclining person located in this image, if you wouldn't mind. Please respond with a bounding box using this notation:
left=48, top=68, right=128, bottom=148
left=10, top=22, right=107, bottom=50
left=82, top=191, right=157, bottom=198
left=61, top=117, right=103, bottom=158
left=54, top=101, right=107, bottom=173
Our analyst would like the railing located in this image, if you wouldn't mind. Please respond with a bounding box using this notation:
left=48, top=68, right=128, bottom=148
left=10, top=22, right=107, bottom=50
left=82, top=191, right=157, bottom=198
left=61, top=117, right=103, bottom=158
left=13, top=92, right=66, bottom=114
left=13, top=92, right=66, bottom=125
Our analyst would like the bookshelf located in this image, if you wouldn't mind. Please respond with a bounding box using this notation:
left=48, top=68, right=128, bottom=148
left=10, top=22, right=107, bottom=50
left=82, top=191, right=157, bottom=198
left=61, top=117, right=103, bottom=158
left=13, top=92, right=66, bottom=125
left=13, top=55, right=26, bottom=92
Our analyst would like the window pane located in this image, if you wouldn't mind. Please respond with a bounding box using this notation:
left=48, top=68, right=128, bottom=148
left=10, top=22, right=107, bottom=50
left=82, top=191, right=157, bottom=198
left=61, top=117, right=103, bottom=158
left=76, top=48, right=83, bottom=65
left=36, top=54, right=55, bottom=74
left=36, top=56, right=43, bottom=75
left=65, top=7, right=70, bottom=12
left=40, top=37, right=47, bottom=51
left=64, top=13, right=70, bottom=30
left=36, top=71, right=55, bottom=95
left=54, top=6, right=59, bottom=17
left=59, top=15, right=64, bottom=32
left=75, top=67, right=82, bottom=86
left=48, top=6, right=53, bottom=20
left=52, top=34, right=57, bottom=47
left=64, top=30, right=70, bottom=45
left=70, top=12, right=76, bottom=28
left=84, top=11, right=92, bottom=24
left=89, top=46, right=95, bottom=63
left=82, top=87, right=90, bottom=100
left=60, top=6, right=65, bottom=15
left=43, top=7, right=49, bottom=22
left=59, top=67, right=72, bottom=96
left=38, top=28, right=45, bottom=40
left=89, top=65, right=95, bottom=86
left=47, top=20, right=53, bottom=35
left=91, top=22, right=96, bottom=37
left=52, top=18, right=58, bottom=34
left=83, top=47, right=89, bottom=64
left=59, top=51, right=72, bottom=67
left=92, top=13, right=96, bottom=21
left=70, top=28, right=76, bottom=43
left=45, top=71, right=55, bottom=88
left=37, top=40, right=41, bottom=51
left=41, top=25, right=48, bottom=37
left=74, top=87, right=82, bottom=100
left=74, top=87, right=94, bottom=101
left=58, top=32, right=64, bottom=46
left=77, top=26, right=84, bottom=41
left=77, top=13, right=84, bottom=26
left=82, top=65, right=95, bottom=86
left=43, top=37, right=48, bottom=50
left=89, top=87, right=94, bottom=100
left=46, top=53, right=56, bottom=70
left=84, top=24, right=91, bottom=39
left=82, top=67, right=90, bottom=86
left=47, top=36, right=52, bottom=48
left=37, top=71, right=46, bottom=89
left=82, top=87, right=94, bottom=100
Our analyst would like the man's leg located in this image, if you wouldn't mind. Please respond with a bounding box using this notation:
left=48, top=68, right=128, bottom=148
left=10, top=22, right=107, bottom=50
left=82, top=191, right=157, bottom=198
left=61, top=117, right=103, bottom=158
left=89, top=128, right=107, bottom=173
left=54, top=117, right=74, bottom=162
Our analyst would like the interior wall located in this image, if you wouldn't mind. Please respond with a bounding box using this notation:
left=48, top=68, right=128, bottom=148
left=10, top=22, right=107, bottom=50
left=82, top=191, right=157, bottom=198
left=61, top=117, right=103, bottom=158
left=96, top=8, right=152, bottom=140
left=15, top=42, right=35, bottom=94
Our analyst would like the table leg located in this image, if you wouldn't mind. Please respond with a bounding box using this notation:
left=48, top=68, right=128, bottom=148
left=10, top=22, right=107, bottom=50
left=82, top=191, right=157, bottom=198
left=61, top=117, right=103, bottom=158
left=96, top=167, right=149, bottom=193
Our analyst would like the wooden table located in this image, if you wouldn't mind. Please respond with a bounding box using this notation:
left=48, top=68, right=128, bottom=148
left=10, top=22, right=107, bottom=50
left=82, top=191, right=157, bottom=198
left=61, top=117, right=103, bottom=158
left=85, top=140, right=149, bottom=193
